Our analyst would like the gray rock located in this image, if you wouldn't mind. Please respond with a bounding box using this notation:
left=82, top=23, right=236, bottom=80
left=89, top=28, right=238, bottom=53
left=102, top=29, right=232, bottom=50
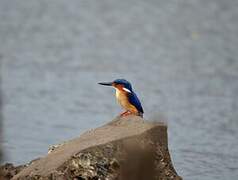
left=3, top=116, right=181, bottom=180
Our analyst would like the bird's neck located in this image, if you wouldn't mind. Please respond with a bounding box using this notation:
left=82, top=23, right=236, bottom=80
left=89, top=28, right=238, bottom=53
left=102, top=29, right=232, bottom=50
left=115, top=88, right=126, bottom=99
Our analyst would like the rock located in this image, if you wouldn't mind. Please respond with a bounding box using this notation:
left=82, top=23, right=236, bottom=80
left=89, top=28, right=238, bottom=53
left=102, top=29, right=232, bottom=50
left=1, top=115, right=182, bottom=180
left=0, top=163, right=26, bottom=180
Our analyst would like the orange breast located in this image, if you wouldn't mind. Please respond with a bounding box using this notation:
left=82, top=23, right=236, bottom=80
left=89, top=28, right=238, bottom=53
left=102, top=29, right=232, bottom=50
left=115, top=89, right=138, bottom=113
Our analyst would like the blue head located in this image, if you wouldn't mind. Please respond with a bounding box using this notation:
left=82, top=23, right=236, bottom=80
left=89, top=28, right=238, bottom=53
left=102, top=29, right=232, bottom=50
left=98, top=79, right=133, bottom=92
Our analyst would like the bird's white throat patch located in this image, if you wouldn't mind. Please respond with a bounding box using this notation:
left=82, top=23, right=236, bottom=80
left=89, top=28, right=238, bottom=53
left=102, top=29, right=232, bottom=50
left=115, top=87, right=131, bottom=99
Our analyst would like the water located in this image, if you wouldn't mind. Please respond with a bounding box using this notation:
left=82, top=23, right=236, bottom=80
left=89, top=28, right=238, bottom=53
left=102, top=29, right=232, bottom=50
left=1, top=0, right=238, bottom=179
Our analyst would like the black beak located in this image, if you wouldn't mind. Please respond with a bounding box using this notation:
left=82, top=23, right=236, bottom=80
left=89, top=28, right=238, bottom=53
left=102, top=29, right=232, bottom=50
left=98, top=82, right=113, bottom=86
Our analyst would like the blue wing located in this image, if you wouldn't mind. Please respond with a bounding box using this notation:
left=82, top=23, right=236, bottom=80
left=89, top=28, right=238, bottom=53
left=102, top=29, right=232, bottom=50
left=128, top=92, right=144, bottom=115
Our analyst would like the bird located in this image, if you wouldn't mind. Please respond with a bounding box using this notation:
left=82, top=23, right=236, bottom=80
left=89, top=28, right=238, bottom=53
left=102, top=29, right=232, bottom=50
left=98, top=79, right=144, bottom=117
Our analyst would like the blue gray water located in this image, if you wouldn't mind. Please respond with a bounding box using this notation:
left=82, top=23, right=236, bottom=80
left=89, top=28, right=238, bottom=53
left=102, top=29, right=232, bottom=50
left=1, top=0, right=238, bottom=179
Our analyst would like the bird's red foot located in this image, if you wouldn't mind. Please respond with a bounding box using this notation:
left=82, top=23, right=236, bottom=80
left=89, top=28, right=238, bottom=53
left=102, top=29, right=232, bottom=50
left=120, top=111, right=132, bottom=117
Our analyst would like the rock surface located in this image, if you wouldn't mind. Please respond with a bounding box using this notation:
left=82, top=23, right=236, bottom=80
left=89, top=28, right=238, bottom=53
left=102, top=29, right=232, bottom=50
left=1, top=116, right=181, bottom=180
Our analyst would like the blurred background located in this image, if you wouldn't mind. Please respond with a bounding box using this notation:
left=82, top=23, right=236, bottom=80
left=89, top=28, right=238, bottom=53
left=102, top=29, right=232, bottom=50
left=0, top=0, right=238, bottom=179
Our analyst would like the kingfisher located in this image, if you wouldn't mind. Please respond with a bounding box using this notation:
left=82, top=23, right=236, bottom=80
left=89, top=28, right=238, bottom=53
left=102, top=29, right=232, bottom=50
left=98, top=79, right=144, bottom=117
